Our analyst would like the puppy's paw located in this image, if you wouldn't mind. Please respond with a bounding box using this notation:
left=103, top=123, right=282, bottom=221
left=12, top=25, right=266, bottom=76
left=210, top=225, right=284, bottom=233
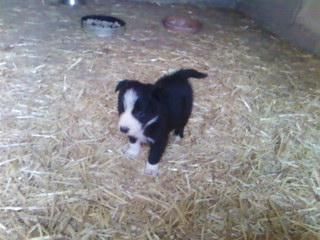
left=125, top=148, right=139, bottom=159
left=125, top=143, right=140, bottom=159
left=125, top=149, right=138, bottom=159
left=174, top=135, right=182, bottom=143
left=144, top=162, right=159, bottom=177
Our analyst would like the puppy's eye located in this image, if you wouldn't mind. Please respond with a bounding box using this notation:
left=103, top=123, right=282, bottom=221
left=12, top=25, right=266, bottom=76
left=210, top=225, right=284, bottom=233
left=133, top=108, right=144, bottom=117
left=134, top=101, right=142, bottom=111
left=135, top=112, right=144, bottom=119
left=133, top=102, right=145, bottom=118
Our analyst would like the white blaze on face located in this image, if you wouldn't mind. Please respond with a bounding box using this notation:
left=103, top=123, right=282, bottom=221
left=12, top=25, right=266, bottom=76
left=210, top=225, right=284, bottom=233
left=119, top=89, right=143, bottom=137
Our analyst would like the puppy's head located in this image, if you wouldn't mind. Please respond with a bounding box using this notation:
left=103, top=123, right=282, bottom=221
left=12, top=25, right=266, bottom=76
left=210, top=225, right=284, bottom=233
left=115, top=80, right=159, bottom=138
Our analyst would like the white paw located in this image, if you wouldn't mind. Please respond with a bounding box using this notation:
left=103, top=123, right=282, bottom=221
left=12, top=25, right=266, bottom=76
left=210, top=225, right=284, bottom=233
left=125, top=149, right=139, bottom=159
left=144, top=162, right=159, bottom=177
left=125, top=142, right=140, bottom=159
left=174, top=135, right=182, bottom=143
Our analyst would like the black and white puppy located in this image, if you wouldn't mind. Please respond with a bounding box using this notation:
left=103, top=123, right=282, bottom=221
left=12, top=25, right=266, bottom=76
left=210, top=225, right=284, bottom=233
left=115, top=69, right=207, bottom=176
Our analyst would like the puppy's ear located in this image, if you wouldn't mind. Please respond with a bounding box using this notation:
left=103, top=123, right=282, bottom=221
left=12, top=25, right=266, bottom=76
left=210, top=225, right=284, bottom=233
left=115, top=80, right=129, bottom=93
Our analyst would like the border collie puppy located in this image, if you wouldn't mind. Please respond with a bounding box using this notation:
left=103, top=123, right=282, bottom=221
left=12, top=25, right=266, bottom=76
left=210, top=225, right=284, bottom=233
left=115, top=69, right=207, bottom=176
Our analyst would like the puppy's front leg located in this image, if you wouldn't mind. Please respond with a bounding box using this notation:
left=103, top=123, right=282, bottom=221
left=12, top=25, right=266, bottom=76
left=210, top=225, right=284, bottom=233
left=126, top=136, right=141, bottom=159
left=144, top=137, right=168, bottom=176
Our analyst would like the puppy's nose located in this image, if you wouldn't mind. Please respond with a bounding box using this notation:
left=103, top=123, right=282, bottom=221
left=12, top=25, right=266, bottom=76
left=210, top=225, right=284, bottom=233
left=120, top=126, right=129, bottom=134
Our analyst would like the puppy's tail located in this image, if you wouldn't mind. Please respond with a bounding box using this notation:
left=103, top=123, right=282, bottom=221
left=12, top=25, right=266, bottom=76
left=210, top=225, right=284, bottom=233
left=174, top=69, right=208, bottom=80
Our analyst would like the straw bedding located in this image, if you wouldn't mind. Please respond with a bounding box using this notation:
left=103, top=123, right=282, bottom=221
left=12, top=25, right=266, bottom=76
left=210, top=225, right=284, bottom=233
left=0, top=0, right=319, bottom=239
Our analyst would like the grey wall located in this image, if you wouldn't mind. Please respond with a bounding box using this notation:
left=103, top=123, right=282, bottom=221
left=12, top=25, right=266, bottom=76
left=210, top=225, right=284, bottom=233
left=236, top=0, right=320, bottom=55
left=132, top=0, right=236, bottom=8
left=133, top=0, right=320, bottom=55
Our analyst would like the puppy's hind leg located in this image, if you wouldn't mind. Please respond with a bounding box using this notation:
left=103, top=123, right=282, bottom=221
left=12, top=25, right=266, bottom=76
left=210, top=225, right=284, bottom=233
left=174, top=128, right=184, bottom=138
left=174, top=127, right=184, bottom=142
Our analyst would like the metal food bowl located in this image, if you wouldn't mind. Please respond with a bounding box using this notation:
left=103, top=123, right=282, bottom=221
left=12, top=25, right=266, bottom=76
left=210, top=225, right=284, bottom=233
left=81, top=15, right=126, bottom=38
left=61, top=0, right=86, bottom=6
left=162, top=16, right=202, bottom=34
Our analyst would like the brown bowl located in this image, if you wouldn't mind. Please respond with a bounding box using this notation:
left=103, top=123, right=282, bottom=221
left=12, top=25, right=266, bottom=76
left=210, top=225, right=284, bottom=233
left=162, top=16, right=202, bottom=33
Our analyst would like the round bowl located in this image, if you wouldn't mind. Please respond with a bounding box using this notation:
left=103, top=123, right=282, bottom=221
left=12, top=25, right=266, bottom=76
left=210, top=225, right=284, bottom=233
left=61, top=0, right=86, bottom=6
left=81, top=15, right=126, bottom=38
left=162, top=16, right=202, bottom=34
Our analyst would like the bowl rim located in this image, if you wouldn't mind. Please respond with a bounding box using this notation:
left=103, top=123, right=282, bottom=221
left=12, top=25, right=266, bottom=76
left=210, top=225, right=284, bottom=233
left=81, top=15, right=126, bottom=28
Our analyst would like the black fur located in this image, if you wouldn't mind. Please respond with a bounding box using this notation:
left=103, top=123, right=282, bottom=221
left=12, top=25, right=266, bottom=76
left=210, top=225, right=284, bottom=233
left=116, top=69, right=207, bottom=167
